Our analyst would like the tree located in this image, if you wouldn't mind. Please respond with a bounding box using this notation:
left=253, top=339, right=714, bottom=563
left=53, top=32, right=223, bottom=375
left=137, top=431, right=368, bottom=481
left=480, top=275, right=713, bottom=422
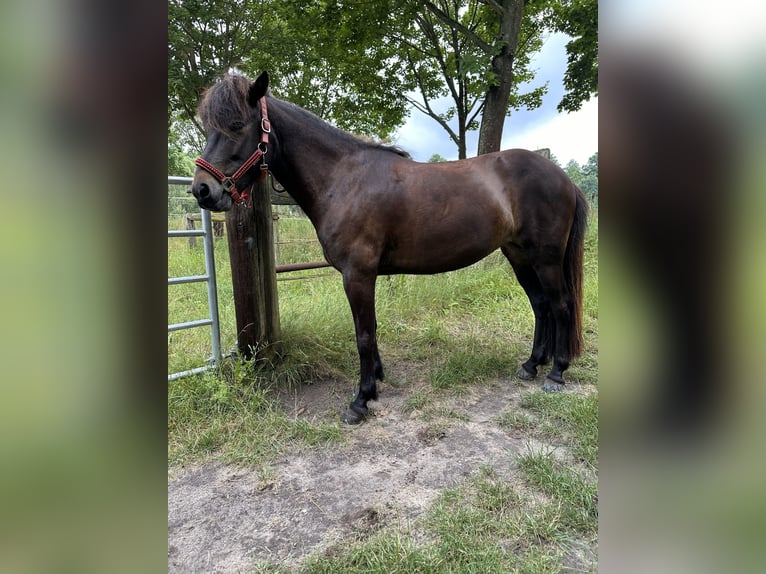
left=428, top=153, right=448, bottom=162
left=398, top=0, right=546, bottom=159
left=168, top=0, right=412, bottom=150
left=168, top=144, right=195, bottom=177
left=551, top=0, right=598, bottom=113
left=565, top=158, right=584, bottom=185
left=168, top=0, right=270, bottom=138
left=475, top=0, right=531, bottom=156
left=579, top=152, right=598, bottom=203
left=397, top=0, right=597, bottom=157
left=271, top=1, right=413, bottom=138
left=168, top=1, right=597, bottom=159
left=561, top=153, right=597, bottom=204
left=398, top=3, right=484, bottom=160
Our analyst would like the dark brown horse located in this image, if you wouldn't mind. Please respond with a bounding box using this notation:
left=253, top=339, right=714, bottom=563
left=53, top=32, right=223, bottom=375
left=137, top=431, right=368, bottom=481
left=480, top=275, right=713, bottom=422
left=191, top=71, right=588, bottom=424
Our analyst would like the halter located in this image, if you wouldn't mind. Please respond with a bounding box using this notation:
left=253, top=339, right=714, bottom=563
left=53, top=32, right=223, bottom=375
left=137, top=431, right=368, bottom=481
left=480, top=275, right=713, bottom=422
left=194, top=97, right=271, bottom=206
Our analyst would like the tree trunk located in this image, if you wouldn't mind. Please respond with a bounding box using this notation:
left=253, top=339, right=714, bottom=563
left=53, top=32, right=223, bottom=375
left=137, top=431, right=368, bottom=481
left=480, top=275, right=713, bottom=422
left=458, top=114, right=467, bottom=159
left=477, top=0, right=525, bottom=156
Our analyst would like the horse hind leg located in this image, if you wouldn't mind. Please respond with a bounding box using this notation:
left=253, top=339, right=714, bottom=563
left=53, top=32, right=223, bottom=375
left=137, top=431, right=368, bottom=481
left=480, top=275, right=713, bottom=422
left=531, top=261, right=574, bottom=392
left=503, top=247, right=554, bottom=381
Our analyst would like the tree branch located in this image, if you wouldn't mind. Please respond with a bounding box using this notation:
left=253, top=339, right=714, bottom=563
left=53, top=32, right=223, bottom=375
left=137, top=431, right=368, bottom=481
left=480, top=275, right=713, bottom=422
left=414, top=13, right=460, bottom=106
left=393, top=33, right=436, bottom=60
left=466, top=96, right=485, bottom=127
left=422, top=0, right=495, bottom=54
left=405, top=95, right=459, bottom=146
left=479, top=0, right=505, bottom=17
left=403, top=52, right=459, bottom=145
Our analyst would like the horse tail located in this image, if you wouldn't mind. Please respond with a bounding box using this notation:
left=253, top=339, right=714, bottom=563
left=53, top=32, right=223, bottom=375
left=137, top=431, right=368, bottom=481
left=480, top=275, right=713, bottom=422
left=565, top=184, right=588, bottom=358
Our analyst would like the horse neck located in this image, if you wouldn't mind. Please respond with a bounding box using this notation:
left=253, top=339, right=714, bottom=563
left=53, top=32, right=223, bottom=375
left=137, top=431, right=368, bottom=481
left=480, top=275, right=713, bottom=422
left=266, top=98, right=358, bottom=222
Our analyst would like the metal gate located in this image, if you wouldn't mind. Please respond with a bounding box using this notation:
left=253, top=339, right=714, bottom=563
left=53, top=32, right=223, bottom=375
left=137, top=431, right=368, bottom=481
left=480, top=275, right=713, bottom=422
left=168, top=176, right=222, bottom=381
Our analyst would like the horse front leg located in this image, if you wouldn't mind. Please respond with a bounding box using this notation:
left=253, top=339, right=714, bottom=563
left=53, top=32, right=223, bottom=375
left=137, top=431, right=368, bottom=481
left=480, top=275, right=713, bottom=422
left=341, top=270, right=379, bottom=425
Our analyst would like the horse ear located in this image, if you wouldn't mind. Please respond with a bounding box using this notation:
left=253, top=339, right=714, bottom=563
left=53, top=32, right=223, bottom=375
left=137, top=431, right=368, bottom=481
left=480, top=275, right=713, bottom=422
left=248, top=71, right=269, bottom=105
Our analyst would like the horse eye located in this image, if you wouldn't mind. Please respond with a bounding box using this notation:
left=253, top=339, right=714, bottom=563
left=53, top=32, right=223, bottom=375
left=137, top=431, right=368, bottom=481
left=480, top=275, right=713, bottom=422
left=229, top=121, right=245, bottom=132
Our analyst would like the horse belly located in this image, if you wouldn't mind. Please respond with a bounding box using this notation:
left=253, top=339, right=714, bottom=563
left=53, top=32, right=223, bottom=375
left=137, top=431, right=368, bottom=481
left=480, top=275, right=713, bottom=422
left=383, top=248, right=494, bottom=275
left=376, top=166, right=514, bottom=274
left=380, top=217, right=502, bottom=275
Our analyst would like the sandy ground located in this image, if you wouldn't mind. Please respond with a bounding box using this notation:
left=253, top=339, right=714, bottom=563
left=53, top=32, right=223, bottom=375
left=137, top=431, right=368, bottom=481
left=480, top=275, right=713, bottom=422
left=168, top=375, right=593, bottom=573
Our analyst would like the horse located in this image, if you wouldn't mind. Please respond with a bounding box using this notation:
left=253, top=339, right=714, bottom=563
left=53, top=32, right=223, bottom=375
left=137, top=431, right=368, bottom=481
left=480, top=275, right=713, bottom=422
left=190, top=71, right=588, bottom=424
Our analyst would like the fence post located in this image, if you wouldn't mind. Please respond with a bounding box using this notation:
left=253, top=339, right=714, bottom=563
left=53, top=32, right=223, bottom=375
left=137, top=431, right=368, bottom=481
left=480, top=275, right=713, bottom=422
left=225, top=178, right=282, bottom=360
left=185, top=214, right=197, bottom=248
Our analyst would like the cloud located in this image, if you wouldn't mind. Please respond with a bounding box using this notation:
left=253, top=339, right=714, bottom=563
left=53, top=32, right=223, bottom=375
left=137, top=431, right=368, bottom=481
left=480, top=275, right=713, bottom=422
left=395, top=96, right=598, bottom=166
left=501, top=96, right=598, bottom=166
left=394, top=104, right=457, bottom=162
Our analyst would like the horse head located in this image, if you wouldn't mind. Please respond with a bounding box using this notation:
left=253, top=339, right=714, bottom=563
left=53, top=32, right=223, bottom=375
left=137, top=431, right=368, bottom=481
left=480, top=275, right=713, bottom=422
left=191, top=71, right=271, bottom=211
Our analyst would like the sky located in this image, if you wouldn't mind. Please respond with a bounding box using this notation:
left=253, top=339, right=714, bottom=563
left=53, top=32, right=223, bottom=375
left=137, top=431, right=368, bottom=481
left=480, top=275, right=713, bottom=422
left=394, top=32, right=598, bottom=167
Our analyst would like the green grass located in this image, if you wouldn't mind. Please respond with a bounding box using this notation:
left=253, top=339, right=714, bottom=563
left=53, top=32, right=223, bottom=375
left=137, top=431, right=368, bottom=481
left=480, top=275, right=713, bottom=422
left=495, top=390, right=600, bottom=471
left=517, top=452, right=598, bottom=535
left=168, top=361, right=343, bottom=467
left=429, top=342, right=514, bottom=391
left=296, top=466, right=591, bottom=573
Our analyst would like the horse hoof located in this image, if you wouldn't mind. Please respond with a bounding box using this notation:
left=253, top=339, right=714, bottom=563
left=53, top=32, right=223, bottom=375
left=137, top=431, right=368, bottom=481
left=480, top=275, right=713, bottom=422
left=516, top=366, right=537, bottom=381
left=341, top=409, right=366, bottom=425
left=541, top=378, right=564, bottom=393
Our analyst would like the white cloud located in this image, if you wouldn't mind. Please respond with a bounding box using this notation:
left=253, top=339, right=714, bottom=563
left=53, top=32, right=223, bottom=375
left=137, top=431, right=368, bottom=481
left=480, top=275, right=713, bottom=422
left=393, top=94, right=463, bottom=162
left=501, top=97, right=598, bottom=166
left=395, top=97, right=599, bottom=165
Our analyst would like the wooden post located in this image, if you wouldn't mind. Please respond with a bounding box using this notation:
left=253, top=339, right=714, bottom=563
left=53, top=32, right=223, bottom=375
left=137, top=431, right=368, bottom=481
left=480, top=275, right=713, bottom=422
left=225, top=179, right=282, bottom=360
left=272, top=213, right=280, bottom=266
left=185, top=214, right=196, bottom=248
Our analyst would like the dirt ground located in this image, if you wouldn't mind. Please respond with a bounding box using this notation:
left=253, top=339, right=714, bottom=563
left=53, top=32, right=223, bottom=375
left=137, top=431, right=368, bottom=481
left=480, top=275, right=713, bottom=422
left=168, top=374, right=593, bottom=573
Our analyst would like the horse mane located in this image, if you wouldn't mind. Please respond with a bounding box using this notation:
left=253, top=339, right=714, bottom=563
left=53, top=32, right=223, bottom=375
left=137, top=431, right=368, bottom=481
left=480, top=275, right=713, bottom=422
left=269, top=97, right=411, bottom=159
left=353, top=134, right=411, bottom=159
left=197, top=72, right=260, bottom=138
left=384, top=145, right=412, bottom=158
left=198, top=72, right=411, bottom=159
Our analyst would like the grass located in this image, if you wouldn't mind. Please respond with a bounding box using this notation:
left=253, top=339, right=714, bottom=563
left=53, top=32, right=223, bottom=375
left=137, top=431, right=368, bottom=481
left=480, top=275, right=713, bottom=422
left=167, top=360, right=343, bottom=467
left=496, top=390, right=599, bottom=470
left=168, top=201, right=599, bottom=571
left=517, top=452, right=598, bottom=535
left=295, top=466, right=593, bottom=573
left=520, top=391, right=599, bottom=469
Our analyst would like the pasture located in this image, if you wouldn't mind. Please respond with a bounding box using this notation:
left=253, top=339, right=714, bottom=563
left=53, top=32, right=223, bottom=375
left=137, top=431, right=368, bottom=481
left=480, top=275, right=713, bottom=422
left=168, top=207, right=598, bottom=572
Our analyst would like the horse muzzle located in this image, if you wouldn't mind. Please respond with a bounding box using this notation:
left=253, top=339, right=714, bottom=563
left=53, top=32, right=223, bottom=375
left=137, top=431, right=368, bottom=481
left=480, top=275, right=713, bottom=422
left=191, top=175, right=233, bottom=211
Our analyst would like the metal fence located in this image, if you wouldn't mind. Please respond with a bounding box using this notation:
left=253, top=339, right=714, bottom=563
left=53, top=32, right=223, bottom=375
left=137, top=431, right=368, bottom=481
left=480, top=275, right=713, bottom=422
left=167, top=176, right=222, bottom=381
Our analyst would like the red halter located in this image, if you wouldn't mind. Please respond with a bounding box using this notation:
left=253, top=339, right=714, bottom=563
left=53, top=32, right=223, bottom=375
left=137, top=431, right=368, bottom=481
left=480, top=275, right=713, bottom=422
left=194, top=97, right=271, bottom=206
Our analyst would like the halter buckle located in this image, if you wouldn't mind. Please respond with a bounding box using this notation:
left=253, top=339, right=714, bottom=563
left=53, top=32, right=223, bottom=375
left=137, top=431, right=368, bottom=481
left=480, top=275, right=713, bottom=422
left=221, top=177, right=236, bottom=193
left=261, top=118, right=271, bottom=133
